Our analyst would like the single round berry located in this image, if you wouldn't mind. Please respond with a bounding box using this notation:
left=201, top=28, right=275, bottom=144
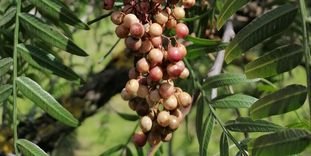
left=123, top=14, right=139, bottom=28
left=169, top=115, right=180, bottom=130
left=149, top=89, right=161, bottom=103
left=159, top=82, right=175, bottom=99
left=154, top=11, right=169, bottom=25
left=132, top=131, right=147, bottom=147
left=111, top=11, right=124, bottom=25
left=150, top=36, right=162, bottom=48
left=163, top=95, right=178, bottom=110
left=125, top=37, right=142, bottom=51
left=166, top=17, right=177, bottom=29
left=136, top=58, right=150, bottom=73
left=139, top=39, right=153, bottom=53
left=182, top=0, right=196, bottom=8
left=140, top=116, right=153, bottom=132
left=148, top=48, right=163, bottom=65
left=162, top=133, right=172, bottom=142
left=137, top=84, right=149, bottom=98
left=121, top=88, right=132, bottom=100
left=115, top=24, right=129, bottom=38
left=167, top=64, right=181, bottom=78
left=130, top=23, right=145, bottom=38
left=149, top=66, right=163, bottom=81
left=176, top=60, right=186, bottom=71
left=148, top=23, right=163, bottom=37
left=175, top=23, right=189, bottom=38
left=157, top=111, right=170, bottom=127
left=177, top=92, right=192, bottom=107
left=102, top=0, right=115, bottom=10
left=173, top=7, right=185, bottom=20
left=167, top=46, right=183, bottom=62
left=136, top=101, right=149, bottom=116
left=179, top=68, right=190, bottom=79
left=125, top=79, right=139, bottom=96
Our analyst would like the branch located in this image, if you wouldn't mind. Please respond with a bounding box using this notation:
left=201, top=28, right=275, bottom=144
left=207, top=19, right=235, bottom=99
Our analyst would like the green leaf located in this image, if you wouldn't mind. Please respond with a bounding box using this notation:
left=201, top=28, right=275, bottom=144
left=0, top=7, right=16, bottom=27
left=116, top=112, right=139, bottom=121
left=185, top=35, right=222, bottom=46
left=19, top=13, right=88, bottom=56
left=0, top=84, right=12, bottom=103
left=29, top=0, right=89, bottom=30
left=249, top=129, right=311, bottom=156
left=225, top=4, right=298, bottom=63
left=225, top=117, right=283, bottom=132
left=203, top=73, right=257, bottom=89
left=200, top=112, right=215, bottom=156
left=17, top=139, right=48, bottom=156
left=217, top=0, right=249, bottom=30
left=100, top=145, right=124, bottom=156
left=16, top=76, right=79, bottom=127
left=250, top=84, right=307, bottom=119
left=0, top=57, right=12, bottom=77
left=220, top=132, right=229, bottom=156
left=211, top=94, right=258, bottom=108
left=245, top=44, right=303, bottom=79
left=18, top=44, right=80, bottom=81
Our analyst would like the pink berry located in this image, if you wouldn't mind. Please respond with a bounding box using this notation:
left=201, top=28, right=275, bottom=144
left=148, top=48, right=163, bottom=65
left=148, top=23, right=163, bottom=37
left=150, top=36, right=162, bottom=48
left=132, top=131, right=147, bottom=147
left=149, top=66, right=163, bottom=81
left=175, top=23, right=189, bottom=38
left=136, top=58, right=150, bottom=74
left=167, top=46, right=183, bottom=62
left=130, top=23, right=145, bottom=38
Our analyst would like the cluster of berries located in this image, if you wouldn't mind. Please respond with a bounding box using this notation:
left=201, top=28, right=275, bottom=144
left=103, top=0, right=195, bottom=146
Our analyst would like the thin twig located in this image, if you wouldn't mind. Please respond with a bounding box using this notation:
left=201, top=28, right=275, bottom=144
left=87, top=12, right=113, bottom=25
left=207, top=19, right=235, bottom=99
left=13, top=0, right=22, bottom=155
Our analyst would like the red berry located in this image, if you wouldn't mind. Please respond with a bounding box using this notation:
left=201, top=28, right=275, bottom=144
left=115, top=24, right=129, bottom=38
left=149, top=66, right=163, bottom=81
left=130, top=23, right=145, bottom=38
left=177, top=44, right=187, bottom=57
left=102, top=0, right=115, bottom=10
left=132, top=131, right=147, bottom=147
left=167, top=46, right=183, bottom=62
left=167, top=63, right=183, bottom=77
left=125, top=37, right=142, bottom=51
left=176, top=23, right=189, bottom=38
